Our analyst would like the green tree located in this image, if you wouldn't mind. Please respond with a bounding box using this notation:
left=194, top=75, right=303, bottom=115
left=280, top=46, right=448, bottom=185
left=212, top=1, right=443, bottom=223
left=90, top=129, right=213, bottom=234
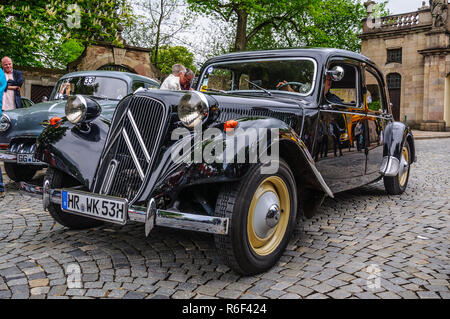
left=186, top=0, right=317, bottom=52
left=123, top=0, right=196, bottom=70
left=153, top=46, right=195, bottom=75
left=0, top=0, right=132, bottom=68
left=186, top=0, right=388, bottom=53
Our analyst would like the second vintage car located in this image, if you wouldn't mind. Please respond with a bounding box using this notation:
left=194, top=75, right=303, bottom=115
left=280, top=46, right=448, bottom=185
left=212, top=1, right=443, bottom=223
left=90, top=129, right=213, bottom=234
left=0, top=71, right=159, bottom=182
left=21, top=48, right=415, bottom=275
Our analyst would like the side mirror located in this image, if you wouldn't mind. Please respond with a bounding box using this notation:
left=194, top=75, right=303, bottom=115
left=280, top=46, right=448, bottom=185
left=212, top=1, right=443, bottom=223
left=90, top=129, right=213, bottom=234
left=41, top=96, right=48, bottom=102
left=327, top=66, right=345, bottom=82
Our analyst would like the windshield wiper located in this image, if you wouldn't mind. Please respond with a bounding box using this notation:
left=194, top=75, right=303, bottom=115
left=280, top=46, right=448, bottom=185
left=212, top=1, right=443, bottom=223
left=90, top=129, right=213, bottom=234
left=87, top=95, right=110, bottom=101
left=204, top=88, right=229, bottom=94
left=243, top=79, right=273, bottom=97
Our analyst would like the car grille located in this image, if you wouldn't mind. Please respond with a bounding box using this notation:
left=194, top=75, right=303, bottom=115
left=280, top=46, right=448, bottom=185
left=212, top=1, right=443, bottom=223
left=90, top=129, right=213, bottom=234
left=93, top=95, right=169, bottom=203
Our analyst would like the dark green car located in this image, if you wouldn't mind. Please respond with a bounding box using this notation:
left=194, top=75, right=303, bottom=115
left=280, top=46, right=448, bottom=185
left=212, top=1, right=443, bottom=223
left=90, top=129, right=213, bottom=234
left=0, top=71, right=159, bottom=182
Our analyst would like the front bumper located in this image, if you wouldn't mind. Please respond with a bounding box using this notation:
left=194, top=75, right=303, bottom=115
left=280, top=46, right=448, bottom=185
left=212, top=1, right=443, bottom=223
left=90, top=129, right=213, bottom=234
left=0, top=139, right=47, bottom=166
left=0, top=149, right=16, bottom=162
left=19, top=182, right=229, bottom=236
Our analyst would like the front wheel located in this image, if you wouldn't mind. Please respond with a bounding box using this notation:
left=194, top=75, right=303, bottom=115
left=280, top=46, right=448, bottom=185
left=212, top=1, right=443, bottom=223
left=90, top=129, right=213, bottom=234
left=4, top=163, right=39, bottom=182
left=214, top=159, right=297, bottom=275
left=384, top=140, right=411, bottom=195
left=46, top=167, right=104, bottom=230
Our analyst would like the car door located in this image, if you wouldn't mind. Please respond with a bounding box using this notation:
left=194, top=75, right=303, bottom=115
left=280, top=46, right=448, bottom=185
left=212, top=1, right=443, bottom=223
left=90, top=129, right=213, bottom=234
left=363, top=66, right=389, bottom=178
left=314, top=58, right=366, bottom=193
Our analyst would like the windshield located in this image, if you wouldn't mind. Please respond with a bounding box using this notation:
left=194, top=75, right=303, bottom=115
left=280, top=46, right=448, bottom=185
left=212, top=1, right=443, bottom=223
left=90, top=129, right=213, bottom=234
left=199, top=58, right=317, bottom=96
left=50, top=76, right=128, bottom=101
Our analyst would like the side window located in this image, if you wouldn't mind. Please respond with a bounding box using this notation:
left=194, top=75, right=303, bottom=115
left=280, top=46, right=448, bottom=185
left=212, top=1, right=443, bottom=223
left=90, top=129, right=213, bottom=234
left=326, top=63, right=359, bottom=107
left=132, top=81, right=146, bottom=92
left=364, top=69, right=385, bottom=112
left=146, top=82, right=159, bottom=89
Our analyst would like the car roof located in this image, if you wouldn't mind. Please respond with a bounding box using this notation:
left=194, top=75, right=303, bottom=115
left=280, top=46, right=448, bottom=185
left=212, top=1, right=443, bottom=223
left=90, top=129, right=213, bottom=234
left=203, top=48, right=375, bottom=66
left=59, top=70, right=160, bottom=85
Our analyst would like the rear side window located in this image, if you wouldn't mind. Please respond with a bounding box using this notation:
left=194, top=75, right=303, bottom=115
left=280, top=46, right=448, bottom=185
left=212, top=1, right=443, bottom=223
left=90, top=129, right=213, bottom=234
left=364, top=69, right=385, bottom=112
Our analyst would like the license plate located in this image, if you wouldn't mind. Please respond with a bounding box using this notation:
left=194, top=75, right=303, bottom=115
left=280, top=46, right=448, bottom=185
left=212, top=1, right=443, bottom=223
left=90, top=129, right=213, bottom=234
left=17, top=153, right=43, bottom=165
left=61, top=190, right=128, bottom=224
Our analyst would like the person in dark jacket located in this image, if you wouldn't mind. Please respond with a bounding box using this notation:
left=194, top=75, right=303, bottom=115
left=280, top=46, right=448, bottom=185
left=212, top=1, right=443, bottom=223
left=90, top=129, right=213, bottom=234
left=0, top=68, right=6, bottom=196
left=2, top=57, right=23, bottom=110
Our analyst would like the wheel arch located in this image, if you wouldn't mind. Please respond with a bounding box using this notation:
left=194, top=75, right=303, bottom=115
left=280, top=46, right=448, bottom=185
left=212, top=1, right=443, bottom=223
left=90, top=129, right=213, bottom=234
left=278, top=138, right=333, bottom=199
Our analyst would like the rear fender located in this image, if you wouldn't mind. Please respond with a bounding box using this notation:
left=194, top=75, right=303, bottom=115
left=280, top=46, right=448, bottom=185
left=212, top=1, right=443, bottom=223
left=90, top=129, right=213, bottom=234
left=381, top=121, right=415, bottom=176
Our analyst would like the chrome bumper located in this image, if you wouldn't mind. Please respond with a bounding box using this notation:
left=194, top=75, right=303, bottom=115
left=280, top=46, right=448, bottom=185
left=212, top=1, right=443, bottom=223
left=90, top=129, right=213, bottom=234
left=380, top=156, right=400, bottom=177
left=19, top=182, right=229, bottom=236
left=0, top=150, right=17, bottom=162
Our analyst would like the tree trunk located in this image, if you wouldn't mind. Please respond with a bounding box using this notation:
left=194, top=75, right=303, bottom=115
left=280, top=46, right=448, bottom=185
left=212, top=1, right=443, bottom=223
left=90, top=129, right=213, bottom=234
left=234, top=8, right=248, bottom=52
left=153, top=0, right=165, bottom=68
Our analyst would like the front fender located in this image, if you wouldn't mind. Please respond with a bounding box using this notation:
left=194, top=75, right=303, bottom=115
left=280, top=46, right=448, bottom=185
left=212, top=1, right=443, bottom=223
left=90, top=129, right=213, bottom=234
left=381, top=121, right=415, bottom=176
left=139, top=117, right=333, bottom=204
left=35, top=118, right=110, bottom=189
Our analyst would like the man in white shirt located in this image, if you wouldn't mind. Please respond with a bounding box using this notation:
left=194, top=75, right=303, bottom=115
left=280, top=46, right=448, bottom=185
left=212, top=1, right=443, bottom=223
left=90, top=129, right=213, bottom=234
left=160, top=64, right=186, bottom=90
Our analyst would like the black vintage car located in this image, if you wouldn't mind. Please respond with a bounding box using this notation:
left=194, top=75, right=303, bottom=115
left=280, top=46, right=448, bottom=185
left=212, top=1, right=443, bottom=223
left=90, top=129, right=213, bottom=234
left=21, top=49, right=415, bottom=275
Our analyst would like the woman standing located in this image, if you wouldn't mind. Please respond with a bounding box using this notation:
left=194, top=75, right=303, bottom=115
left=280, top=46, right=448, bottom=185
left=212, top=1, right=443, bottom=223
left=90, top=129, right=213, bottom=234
left=0, top=67, right=7, bottom=197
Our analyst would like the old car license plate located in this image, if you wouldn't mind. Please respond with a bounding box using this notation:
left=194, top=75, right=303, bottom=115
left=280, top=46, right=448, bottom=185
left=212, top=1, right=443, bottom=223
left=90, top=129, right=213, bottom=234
left=61, top=190, right=127, bottom=224
left=17, top=153, right=44, bottom=165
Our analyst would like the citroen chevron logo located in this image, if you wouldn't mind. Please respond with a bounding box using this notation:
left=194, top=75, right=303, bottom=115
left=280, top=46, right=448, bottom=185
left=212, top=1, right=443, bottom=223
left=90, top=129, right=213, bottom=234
left=120, top=110, right=152, bottom=181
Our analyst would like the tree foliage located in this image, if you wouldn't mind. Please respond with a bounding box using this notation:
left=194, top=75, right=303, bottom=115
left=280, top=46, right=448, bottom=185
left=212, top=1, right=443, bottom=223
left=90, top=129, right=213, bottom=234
left=123, top=0, right=196, bottom=69
left=186, top=0, right=388, bottom=53
left=186, top=0, right=317, bottom=52
left=0, top=0, right=132, bottom=68
left=153, top=46, right=196, bottom=75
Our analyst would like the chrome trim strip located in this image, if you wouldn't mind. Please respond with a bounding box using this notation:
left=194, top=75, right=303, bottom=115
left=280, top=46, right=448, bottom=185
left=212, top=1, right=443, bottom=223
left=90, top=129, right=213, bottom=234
left=0, top=150, right=17, bottom=162
left=199, top=57, right=318, bottom=97
left=156, top=210, right=229, bottom=235
left=100, top=159, right=119, bottom=195
left=122, top=128, right=145, bottom=180
left=127, top=110, right=151, bottom=163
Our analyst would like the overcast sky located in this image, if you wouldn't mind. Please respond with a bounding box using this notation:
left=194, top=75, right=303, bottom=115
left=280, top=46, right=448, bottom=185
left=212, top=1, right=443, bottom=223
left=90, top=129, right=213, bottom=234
left=379, top=0, right=427, bottom=14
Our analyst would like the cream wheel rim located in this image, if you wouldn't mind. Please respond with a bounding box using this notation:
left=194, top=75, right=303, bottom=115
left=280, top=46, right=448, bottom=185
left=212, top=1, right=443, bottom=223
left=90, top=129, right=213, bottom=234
left=398, top=146, right=409, bottom=187
left=247, top=176, right=290, bottom=256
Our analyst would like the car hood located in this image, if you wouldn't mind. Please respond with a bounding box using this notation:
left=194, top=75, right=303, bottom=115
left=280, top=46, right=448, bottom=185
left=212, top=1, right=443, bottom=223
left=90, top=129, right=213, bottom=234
left=0, top=98, right=118, bottom=144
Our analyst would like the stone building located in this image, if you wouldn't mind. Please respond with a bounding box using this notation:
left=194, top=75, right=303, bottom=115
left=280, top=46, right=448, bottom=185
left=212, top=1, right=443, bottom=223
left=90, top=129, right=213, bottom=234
left=18, top=43, right=160, bottom=104
left=360, top=0, right=450, bottom=131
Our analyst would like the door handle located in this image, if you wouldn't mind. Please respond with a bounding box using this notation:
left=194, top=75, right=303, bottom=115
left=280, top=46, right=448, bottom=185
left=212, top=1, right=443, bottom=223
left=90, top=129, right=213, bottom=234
left=321, top=104, right=333, bottom=111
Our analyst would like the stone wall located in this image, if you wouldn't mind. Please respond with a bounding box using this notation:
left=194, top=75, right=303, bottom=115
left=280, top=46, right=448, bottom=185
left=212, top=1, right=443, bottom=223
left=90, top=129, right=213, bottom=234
left=68, top=44, right=161, bottom=80
left=361, top=0, right=450, bottom=131
left=16, top=43, right=160, bottom=103
left=17, top=67, right=66, bottom=102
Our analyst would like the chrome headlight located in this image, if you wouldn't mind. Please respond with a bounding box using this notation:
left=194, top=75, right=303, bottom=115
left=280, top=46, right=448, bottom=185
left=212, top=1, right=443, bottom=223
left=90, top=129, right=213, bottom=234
left=65, top=95, right=101, bottom=125
left=0, top=114, right=11, bottom=132
left=178, top=91, right=209, bottom=129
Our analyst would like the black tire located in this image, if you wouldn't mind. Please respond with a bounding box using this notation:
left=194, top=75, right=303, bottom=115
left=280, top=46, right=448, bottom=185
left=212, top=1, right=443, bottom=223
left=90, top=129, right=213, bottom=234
left=384, top=140, right=411, bottom=195
left=46, top=167, right=104, bottom=230
left=214, top=159, right=297, bottom=275
left=4, top=163, right=39, bottom=182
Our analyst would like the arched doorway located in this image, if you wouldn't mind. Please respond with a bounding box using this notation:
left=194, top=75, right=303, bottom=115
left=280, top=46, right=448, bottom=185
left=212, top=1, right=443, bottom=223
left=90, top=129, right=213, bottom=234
left=387, top=73, right=401, bottom=121
left=98, top=64, right=136, bottom=73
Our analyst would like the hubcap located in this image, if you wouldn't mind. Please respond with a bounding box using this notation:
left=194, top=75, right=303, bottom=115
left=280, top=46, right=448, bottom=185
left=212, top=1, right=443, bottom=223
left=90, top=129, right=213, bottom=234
left=247, top=176, right=290, bottom=256
left=398, top=146, right=409, bottom=187
left=266, top=204, right=281, bottom=228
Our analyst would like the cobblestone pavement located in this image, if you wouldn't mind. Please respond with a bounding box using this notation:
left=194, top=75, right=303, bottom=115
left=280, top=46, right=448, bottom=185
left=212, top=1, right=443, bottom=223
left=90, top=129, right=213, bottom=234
left=0, top=139, right=448, bottom=299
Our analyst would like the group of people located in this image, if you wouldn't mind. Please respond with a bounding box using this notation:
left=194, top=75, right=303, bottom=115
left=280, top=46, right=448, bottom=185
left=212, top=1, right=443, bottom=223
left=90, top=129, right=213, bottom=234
left=160, top=64, right=194, bottom=91
left=1, top=56, right=24, bottom=197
